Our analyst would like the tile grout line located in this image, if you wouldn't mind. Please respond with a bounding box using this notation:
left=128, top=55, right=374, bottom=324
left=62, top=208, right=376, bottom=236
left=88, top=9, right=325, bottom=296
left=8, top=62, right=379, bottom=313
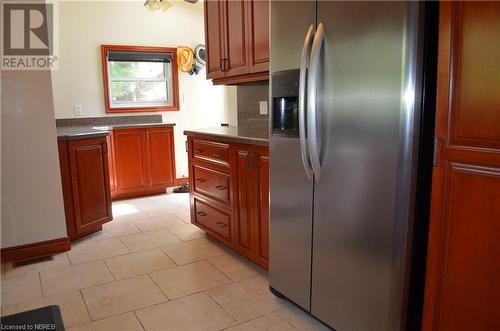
left=145, top=273, right=170, bottom=301
left=270, top=311, right=301, bottom=330
left=102, top=258, right=117, bottom=281
left=218, top=311, right=299, bottom=331
left=203, top=274, right=278, bottom=322
left=203, top=290, right=240, bottom=327
left=78, top=288, right=94, bottom=322
left=144, top=260, right=238, bottom=303
left=37, top=272, right=46, bottom=297
left=132, top=310, right=147, bottom=331
left=205, top=257, right=240, bottom=282
left=45, top=262, right=118, bottom=298
left=66, top=249, right=131, bottom=267
left=78, top=282, right=170, bottom=323
left=130, top=291, right=240, bottom=330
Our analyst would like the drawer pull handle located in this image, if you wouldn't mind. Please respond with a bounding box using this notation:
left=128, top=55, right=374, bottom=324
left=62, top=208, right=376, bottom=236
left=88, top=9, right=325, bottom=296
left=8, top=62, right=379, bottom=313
left=216, top=221, right=228, bottom=228
left=196, top=178, right=206, bottom=183
left=194, top=148, right=204, bottom=153
left=215, top=185, right=226, bottom=191
left=197, top=211, right=207, bottom=216
left=213, top=152, right=224, bottom=157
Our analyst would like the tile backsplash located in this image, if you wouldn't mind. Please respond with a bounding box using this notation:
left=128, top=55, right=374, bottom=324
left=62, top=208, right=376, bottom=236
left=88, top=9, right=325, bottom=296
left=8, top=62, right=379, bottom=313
left=237, top=81, right=269, bottom=130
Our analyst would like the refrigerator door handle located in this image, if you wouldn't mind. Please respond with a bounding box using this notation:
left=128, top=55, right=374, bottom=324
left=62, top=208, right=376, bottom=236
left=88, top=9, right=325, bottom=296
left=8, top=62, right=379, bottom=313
left=307, top=22, right=324, bottom=180
left=299, top=24, right=315, bottom=179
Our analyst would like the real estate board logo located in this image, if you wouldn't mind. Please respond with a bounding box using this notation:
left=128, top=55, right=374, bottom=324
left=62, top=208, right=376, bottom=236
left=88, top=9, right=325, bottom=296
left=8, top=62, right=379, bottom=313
left=1, top=1, right=58, bottom=70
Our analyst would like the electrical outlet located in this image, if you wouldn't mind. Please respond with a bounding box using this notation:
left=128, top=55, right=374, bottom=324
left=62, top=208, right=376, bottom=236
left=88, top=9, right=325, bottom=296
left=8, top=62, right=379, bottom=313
left=259, top=101, right=268, bottom=115
left=73, top=105, right=83, bottom=116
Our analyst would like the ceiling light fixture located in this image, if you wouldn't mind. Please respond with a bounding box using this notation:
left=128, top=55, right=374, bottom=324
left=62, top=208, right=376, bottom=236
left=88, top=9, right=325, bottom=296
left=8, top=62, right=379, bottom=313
left=144, top=0, right=172, bottom=12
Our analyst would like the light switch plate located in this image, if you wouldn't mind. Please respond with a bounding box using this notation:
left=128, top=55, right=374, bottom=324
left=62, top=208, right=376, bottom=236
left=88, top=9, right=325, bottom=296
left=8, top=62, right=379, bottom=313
left=73, top=105, right=83, bottom=116
left=259, top=101, right=268, bottom=115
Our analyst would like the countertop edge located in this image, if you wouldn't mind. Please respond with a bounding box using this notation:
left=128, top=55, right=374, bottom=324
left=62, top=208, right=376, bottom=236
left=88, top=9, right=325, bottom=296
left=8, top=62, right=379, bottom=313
left=183, top=129, right=269, bottom=147
left=108, top=123, right=175, bottom=130
left=57, top=131, right=110, bottom=141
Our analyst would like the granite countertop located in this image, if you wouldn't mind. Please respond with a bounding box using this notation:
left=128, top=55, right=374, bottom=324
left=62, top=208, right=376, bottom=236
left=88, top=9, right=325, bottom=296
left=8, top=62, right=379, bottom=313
left=56, top=115, right=176, bottom=141
left=57, top=122, right=176, bottom=141
left=183, top=126, right=269, bottom=147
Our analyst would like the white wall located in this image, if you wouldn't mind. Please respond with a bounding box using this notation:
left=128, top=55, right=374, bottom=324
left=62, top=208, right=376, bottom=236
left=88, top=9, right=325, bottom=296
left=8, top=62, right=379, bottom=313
left=51, top=0, right=237, bottom=178
left=1, top=69, right=68, bottom=248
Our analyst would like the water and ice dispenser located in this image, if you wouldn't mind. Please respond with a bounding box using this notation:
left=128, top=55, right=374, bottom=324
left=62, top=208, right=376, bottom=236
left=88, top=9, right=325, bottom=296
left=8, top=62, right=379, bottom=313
left=271, top=69, right=300, bottom=135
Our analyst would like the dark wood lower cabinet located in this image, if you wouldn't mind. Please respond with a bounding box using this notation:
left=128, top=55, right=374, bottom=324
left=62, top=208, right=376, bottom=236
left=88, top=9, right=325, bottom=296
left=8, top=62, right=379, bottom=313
left=112, top=128, right=149, bottom=195
left=145, top=128, right=176, bottom=189
left=256, top=156, right=269, bottom=267
left=187, top=135, right=269, bottom=269
left=58, top=136, right=113, bottom=240
left=109, top=126, right=176, bottom=200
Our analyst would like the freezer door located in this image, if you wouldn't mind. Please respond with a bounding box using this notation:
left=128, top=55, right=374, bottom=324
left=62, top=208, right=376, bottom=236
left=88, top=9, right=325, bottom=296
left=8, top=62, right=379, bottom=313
left=269, top=1, right=316, bottom=311
left=269, top=136, right=313, bottom=310
left=310, top=2, right=422, bottom=331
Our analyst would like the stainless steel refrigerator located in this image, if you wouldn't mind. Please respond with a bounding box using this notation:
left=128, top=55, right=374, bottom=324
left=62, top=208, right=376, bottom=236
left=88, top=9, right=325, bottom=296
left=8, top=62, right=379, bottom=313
left=269, top=2, right=435, bottom=330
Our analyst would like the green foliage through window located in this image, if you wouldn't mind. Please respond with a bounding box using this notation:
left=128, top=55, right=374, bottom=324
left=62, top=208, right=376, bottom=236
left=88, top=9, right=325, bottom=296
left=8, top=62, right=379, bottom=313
left=108, top=61, right=171, bottom=106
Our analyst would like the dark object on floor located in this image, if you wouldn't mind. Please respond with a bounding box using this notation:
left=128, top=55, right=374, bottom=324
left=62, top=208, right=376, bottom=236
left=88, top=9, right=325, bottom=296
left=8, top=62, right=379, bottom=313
left=173, top=183, right=190, bottom=193
left=1, top=305, right=65, bottom=331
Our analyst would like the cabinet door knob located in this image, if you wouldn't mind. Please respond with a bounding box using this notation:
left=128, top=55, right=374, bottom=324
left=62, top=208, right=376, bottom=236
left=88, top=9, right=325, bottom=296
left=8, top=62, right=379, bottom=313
left=197, top=211, right=207, bottom=216
left=215, top=185, right=226, bottom=191
left=216, top=221, right=227, bottom=228
left=213, top=152, right=224, bottom=157
left=194, top=148, right=203, bottom=153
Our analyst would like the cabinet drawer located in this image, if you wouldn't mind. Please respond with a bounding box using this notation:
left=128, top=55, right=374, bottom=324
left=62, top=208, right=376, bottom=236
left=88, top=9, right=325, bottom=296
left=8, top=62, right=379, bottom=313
left=194, top=199, right=230, bottom=240
left=193, top=166, right=230, bottom=204
left=192, top=140, right=229, bottom=165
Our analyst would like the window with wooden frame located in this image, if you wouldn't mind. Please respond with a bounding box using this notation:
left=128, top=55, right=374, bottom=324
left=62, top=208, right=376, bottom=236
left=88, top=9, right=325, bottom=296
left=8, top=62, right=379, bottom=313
left=101, top=45, right=179, bottom=113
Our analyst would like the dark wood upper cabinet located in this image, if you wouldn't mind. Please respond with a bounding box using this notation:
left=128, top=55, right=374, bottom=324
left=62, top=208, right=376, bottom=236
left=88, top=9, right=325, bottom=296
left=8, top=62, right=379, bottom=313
left=224, top=0, right=250, bottom=77
left=204, top=0, right=226, bottom=79
left=248, top=0, right=269, bottom=74
left=422, top=2, right=500, bottom=331
left=204, top=0, right=269, bottom=85
left=58, top=136, right=112, bottom=240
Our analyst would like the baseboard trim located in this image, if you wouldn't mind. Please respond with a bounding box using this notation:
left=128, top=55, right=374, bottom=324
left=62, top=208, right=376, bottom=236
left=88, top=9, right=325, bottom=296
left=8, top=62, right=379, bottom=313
left=175, top=177, right=189, bottom=186
left=1, top=237, right=71, bottom=263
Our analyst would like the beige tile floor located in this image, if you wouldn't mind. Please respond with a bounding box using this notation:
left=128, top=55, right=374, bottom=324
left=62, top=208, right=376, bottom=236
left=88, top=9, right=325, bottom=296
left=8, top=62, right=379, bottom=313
left=1, top=189, right=329, bottom=330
